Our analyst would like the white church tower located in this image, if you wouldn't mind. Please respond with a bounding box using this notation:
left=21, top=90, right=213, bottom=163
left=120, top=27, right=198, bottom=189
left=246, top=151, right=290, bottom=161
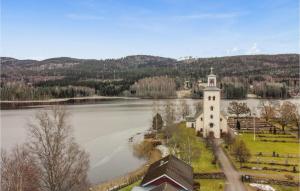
left=203, top=67, right=222, bottom=138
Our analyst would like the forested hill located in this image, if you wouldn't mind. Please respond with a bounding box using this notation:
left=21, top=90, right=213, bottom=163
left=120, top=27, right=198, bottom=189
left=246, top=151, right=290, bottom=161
left=1, top=54, right=299, bottom=83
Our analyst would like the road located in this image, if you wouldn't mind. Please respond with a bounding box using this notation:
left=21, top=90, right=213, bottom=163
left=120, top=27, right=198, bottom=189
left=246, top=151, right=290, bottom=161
left=213, top=139, right=247, bottom=191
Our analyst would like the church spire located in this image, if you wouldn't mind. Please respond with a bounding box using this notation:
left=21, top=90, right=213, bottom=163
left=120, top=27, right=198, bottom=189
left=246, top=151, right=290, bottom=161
left=207, top=66, right=216, bottom=87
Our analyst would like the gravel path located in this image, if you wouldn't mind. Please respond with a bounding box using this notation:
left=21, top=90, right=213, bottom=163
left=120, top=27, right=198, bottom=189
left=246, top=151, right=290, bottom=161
left=213, top=139, right=247, bottom=191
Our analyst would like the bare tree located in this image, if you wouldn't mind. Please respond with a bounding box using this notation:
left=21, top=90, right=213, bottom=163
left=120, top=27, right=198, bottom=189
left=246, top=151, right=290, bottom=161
left=232, top=139, right=251, bottom=167
left=1, top=146, right=41, bottom=191
left=179, top=99, right=191, bottom=120
left=193, top=101, right=203, bottom=114
left=227, top=101, right=251, bottom=119
left=291, top=105, right=300, bottom=138
left=228, top=101, right=250, bottom=130
left=163, top=101, right=177, bottom=138
left=276, top=101, right=298, bottom=132
left=27, top=106, right=90, bottom=191
left=260, top=101, right=277, bottom=122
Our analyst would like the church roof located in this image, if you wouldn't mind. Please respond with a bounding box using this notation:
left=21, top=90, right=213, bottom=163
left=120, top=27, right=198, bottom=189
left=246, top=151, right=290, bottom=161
left=204, top=86, right=220, bottom=91
left=186, top=116, right=195, bottom=122
left=194, top=111, right=227, bottom=118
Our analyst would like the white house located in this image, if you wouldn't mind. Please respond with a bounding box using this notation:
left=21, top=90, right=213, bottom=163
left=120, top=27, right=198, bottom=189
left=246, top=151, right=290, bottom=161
left=186, top=68, right=228, bottom=138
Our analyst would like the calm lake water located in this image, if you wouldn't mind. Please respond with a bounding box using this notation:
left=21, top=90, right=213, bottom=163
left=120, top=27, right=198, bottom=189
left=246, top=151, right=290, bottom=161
left=1, top=98, right=299, bottom=184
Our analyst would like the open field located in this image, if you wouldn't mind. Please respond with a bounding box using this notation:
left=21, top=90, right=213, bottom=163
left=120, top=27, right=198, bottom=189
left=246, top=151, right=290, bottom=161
left=226, top=132, right=300, bottom=181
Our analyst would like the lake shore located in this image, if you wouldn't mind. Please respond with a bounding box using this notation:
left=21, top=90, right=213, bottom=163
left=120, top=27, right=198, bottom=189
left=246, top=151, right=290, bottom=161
left=1, top=95, right=299, bottom=110
left=0, top=96, right=139, bottom=109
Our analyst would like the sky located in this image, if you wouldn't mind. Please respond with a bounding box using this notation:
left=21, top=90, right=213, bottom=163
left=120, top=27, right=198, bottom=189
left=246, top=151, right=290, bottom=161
left=1, top=0, right=299, bottom=60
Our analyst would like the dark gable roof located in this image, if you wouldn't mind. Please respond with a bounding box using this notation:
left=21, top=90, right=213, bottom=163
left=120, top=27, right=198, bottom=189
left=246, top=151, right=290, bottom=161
left=149, top=183, right=179, bottom=191
left=141, top=155, right=193, bottom=190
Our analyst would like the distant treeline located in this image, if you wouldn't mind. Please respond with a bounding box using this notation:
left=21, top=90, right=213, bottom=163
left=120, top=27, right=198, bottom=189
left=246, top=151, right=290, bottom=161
left=253, top=82, right=290, bottom=99
left=0, top=83, right=95, bottom=100
left=130, top=76, right=177, bottom=98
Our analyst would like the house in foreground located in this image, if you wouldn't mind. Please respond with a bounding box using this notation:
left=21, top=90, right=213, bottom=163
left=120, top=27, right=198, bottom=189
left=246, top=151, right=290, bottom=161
left=132, top=155, right=194, bottom=191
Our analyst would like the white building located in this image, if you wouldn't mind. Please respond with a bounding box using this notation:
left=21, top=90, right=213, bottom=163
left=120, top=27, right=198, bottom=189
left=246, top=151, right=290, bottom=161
left=186, top=68, right=228, bottom=138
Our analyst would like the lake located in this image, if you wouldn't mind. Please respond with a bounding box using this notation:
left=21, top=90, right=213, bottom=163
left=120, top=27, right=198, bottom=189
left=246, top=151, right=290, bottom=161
left=1, top=98, right=299, bottom=184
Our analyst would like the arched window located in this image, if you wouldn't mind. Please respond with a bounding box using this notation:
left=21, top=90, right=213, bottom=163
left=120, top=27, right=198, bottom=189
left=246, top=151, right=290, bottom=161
left=208, top=96, right=211, bottom=100
left=210, top=106, right=214, bottom=111
left=209, top=123, right=214, bottom=128
left=220, top=118, right=223, bottom=122
left=213, top=96, right=215, bottom=100
left=210, top=115, right=213, bottom=119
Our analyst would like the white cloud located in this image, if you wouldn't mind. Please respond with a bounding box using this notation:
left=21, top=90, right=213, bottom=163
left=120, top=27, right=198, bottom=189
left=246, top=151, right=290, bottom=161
left=174, top=13, right=239, bottom=20
left=66, top=14, right=104, bottom=21
left=226, top=47, right=240, bottom=55
left=247, top=43, right=261, bottom=54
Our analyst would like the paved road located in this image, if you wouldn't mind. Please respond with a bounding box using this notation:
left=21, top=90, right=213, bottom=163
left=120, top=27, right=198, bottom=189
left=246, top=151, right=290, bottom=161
left=213, top=139, right=247, bottom=191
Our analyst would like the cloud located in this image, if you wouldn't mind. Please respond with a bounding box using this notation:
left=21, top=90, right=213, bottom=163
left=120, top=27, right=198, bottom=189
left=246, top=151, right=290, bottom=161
left=226, top=47, right=240, bottom=55
left=66, top=13, right=104, bottom=21
left=174, top=13, right=239, bottom=21
left=247, top=43, right=261, bottom=54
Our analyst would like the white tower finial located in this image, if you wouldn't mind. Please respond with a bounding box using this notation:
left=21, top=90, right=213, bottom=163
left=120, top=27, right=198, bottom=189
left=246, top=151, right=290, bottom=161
left=210, top=67, right=214, bottom=74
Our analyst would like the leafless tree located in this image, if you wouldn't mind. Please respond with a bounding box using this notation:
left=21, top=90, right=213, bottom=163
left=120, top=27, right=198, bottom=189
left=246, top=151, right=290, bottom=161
left=27, top=106, right=90, bottom=191
left=276, top=101, right=298, bottom=132
left=178, top=99, right=191, bottom=120
left=193, top=101, right=203, bottom=114
left=227, top=101, right=251, bottom=119
left=1, top=146, right=41, bottom=191
left=163, top=101, right=177, bottom=139
left=260, top=101, right=277, bottom=122
left=131, top=76, right=176, bottom=98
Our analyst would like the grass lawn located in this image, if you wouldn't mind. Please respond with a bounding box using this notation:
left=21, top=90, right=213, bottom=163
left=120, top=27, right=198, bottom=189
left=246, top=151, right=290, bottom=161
left=192, top=137, right=221, bottom=173
left=239, top=133, right=299, bottom=156
left=227, top=133, right=300, bottom=180
left=119, top=181, right=141, bottom=191
left=196, top=179, right=225, bottom=191
left=176, top=122, right=221, bottom=173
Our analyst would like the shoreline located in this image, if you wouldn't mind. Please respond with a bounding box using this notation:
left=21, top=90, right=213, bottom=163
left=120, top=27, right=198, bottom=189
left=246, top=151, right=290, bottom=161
left=0, top=96, right=139, bottom=110
left=1, top=96, right=299, bottom=110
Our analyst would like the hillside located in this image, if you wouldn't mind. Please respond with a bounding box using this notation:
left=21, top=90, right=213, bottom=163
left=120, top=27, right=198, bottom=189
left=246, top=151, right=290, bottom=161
left=0, top=54, right=299, bottom=100
left=1, top=54, right=298, bottom=84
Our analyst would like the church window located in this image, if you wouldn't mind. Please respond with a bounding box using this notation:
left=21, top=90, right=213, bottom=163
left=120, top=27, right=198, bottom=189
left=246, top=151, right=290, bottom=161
left=213, top=96, right=215, bottom=100
left=200, top=117, right=203, bottom=121
left=210, top=115, right=213, bottom=119
left=210, top=106, right=214, bottom=111
left=209, top=123, right=214, bottom=128
left=220, top=118, right=223, bottom=122
left=208, top=96, right=211, bottom=100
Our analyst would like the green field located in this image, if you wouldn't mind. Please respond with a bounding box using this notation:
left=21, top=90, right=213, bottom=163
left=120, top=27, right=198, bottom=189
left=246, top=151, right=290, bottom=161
left=176, top=123, right=221, bottom=173
left=229, top=133, right=300, bottom=180
left=196, top=179, right=225, bottom=191
left=192, top=137, right=221, bottom=173
left=239, top=134, right=299, bottom=156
